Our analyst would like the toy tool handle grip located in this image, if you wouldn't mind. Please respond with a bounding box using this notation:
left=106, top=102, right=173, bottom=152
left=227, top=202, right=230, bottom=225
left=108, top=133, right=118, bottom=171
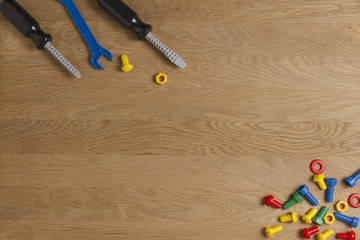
left=97, top=0, right=152, bottom=39
left=0, top=0, right=52, bottom=49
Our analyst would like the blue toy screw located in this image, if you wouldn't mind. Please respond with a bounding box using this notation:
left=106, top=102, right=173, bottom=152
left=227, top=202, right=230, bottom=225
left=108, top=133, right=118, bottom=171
left=326, top=178, right=337, bottom=202
left=298, top=185, right=319, bottom=206
left=334, top=212, right=359, bottom=228
left=345, top=169, right=360, bottom=188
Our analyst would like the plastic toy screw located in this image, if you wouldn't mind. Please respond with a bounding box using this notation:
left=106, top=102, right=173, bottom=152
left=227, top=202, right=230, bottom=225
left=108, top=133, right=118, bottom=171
left=345, top=169, right=360, bottom=188
left=317, top=229, right=334, bottom=240
left=298, top=184, right=319, bottom=206
left=302, top=226, right=320, bottom=239
left=312, top=206, right=329, bottom=226
left=265, top=225, right=283, bottom=238
left=338, top=231, right=356, bottom=240
left=283, top=192, right=303, bottom=210
left=302, top=208, right=318, bottom=224
left=280, top=212, right=298, bottom=223
left=334, top=212, right=359, bottom=228
left=326, top=178, right=337, bottom=202
left=264, top=195, right=282, bottom=209
left=121, top=55, right=133, bottom=72
left=313, top=174, right=327, bottom=190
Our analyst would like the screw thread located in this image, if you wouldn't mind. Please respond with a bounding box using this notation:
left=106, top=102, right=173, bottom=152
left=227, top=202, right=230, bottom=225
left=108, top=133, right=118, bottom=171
left=280, top=215, right=292, bottom=222
left=338, top=233, right=350, bottom=239
left=317, top=179, right=327, bottom=190
left=303, top=191, right=319, bottom=206
left=306, top=208, right=318, bottom=219
left=353, top=170, right=360, bottom=181
left=121, top=55, right=130, bottom=66
left=317, top=206, right=329, bottom=219
left=283, top=198, right=296, bottom=209
left=323, top=229, right=334, bottom=238
left=308, top=226, right=320, bottom=235
left=271, top=225, right=283, bottom=234
left=326, top=186, right=335, bottom=202
left=335, top=213, right=352, bottom=223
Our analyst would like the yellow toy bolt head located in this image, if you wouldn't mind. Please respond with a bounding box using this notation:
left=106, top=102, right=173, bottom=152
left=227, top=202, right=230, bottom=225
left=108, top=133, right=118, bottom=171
left=303, top=214, right=312, bottom=224
left=292, top=212, right=298, bottom=223
left=313, top=174, right=325, bottom=182
left=265, top=227, right=273, bottom=238
left=121, top=64, right=133, bottom=72
left=317, top=233, right=326, bottom=240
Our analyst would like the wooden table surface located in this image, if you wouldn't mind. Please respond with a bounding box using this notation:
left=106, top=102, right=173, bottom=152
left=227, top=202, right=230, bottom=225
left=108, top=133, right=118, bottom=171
left=1, top=0, right=360, bottom=239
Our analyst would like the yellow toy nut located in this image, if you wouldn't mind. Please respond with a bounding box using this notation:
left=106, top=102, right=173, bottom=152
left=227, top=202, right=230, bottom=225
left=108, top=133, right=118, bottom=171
left=324, top=213, right=335, bottom=225
left=336, top=201, right=348, bottom=212
left=156, top=73, right=167, bottom=85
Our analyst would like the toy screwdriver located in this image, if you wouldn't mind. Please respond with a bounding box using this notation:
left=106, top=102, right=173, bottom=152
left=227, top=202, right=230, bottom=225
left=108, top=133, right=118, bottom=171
left=98, top=0, right=186, bottom=69
left=0, top=0, right=81, bottom=78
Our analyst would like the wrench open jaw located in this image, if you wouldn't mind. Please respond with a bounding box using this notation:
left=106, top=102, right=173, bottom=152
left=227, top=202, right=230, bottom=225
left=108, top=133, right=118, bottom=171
left=91, top=47, right=113, bottom=70
left=58, top=0, right=113, bottom=70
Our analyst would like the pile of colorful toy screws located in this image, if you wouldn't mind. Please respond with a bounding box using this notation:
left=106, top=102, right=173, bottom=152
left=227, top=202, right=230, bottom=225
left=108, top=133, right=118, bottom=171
left=264, top=159, right=360, bottom=239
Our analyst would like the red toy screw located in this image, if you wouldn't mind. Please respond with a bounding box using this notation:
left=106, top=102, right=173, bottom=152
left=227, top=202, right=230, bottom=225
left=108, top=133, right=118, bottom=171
left=264, top=195, right=282, bottom=209
left=302, top=226, right=319, bottom=239
left=338, top=231, right=356, bottom=240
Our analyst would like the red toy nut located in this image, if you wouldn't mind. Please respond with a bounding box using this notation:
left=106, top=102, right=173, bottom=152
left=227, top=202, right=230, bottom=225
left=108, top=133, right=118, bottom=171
left=348, top=193, right=360, bottom=208
left=310, top=159, right=326, bottom=174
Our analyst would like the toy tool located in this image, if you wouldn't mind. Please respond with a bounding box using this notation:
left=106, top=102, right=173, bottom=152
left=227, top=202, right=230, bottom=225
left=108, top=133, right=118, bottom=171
left=97, top=0, right=186, bottom=69
left=0, top=0, right=81, bottom=78
left=58, top=0, right=112, bottom=70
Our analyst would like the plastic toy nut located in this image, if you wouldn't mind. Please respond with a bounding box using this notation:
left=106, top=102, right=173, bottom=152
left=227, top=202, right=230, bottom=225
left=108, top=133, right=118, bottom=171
left=156, top=73, right=167, bottom=85
left=348, top=193, right=360, bottom=208
left=324, top=213, right=336, bottom=225
left=310, top=159, right=326, bottom=174
left=336, top=201, right=348, bottom=212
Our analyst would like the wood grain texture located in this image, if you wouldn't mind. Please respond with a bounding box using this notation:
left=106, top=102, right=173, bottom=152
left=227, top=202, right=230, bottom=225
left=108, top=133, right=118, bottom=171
left=1, top=0, right=360, bottom=239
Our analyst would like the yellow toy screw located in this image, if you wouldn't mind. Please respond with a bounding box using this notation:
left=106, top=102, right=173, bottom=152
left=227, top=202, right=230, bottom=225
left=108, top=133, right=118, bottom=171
left=317, top=229, right=334, bottom=240
left=265, top=225, right=283, bottom=238
left=280, top=212, right=298, bottom=223
left=313, top=174, right=327, bottom=190
left=121, top=55, right=133, bottom=72
left=303, top=208, right=318, bottom=224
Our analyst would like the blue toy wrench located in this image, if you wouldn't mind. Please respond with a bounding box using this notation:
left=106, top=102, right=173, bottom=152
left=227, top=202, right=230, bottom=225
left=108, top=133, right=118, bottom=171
left=58, top=0, right=112, bottom=70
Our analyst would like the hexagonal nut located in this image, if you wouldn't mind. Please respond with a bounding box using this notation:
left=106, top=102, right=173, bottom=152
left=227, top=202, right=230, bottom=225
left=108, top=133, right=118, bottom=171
left=324, top=213, right=335, bottom=225
left=336, top=201, right=348, bottom=212
left=156, top=73, right=167, bottom=85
